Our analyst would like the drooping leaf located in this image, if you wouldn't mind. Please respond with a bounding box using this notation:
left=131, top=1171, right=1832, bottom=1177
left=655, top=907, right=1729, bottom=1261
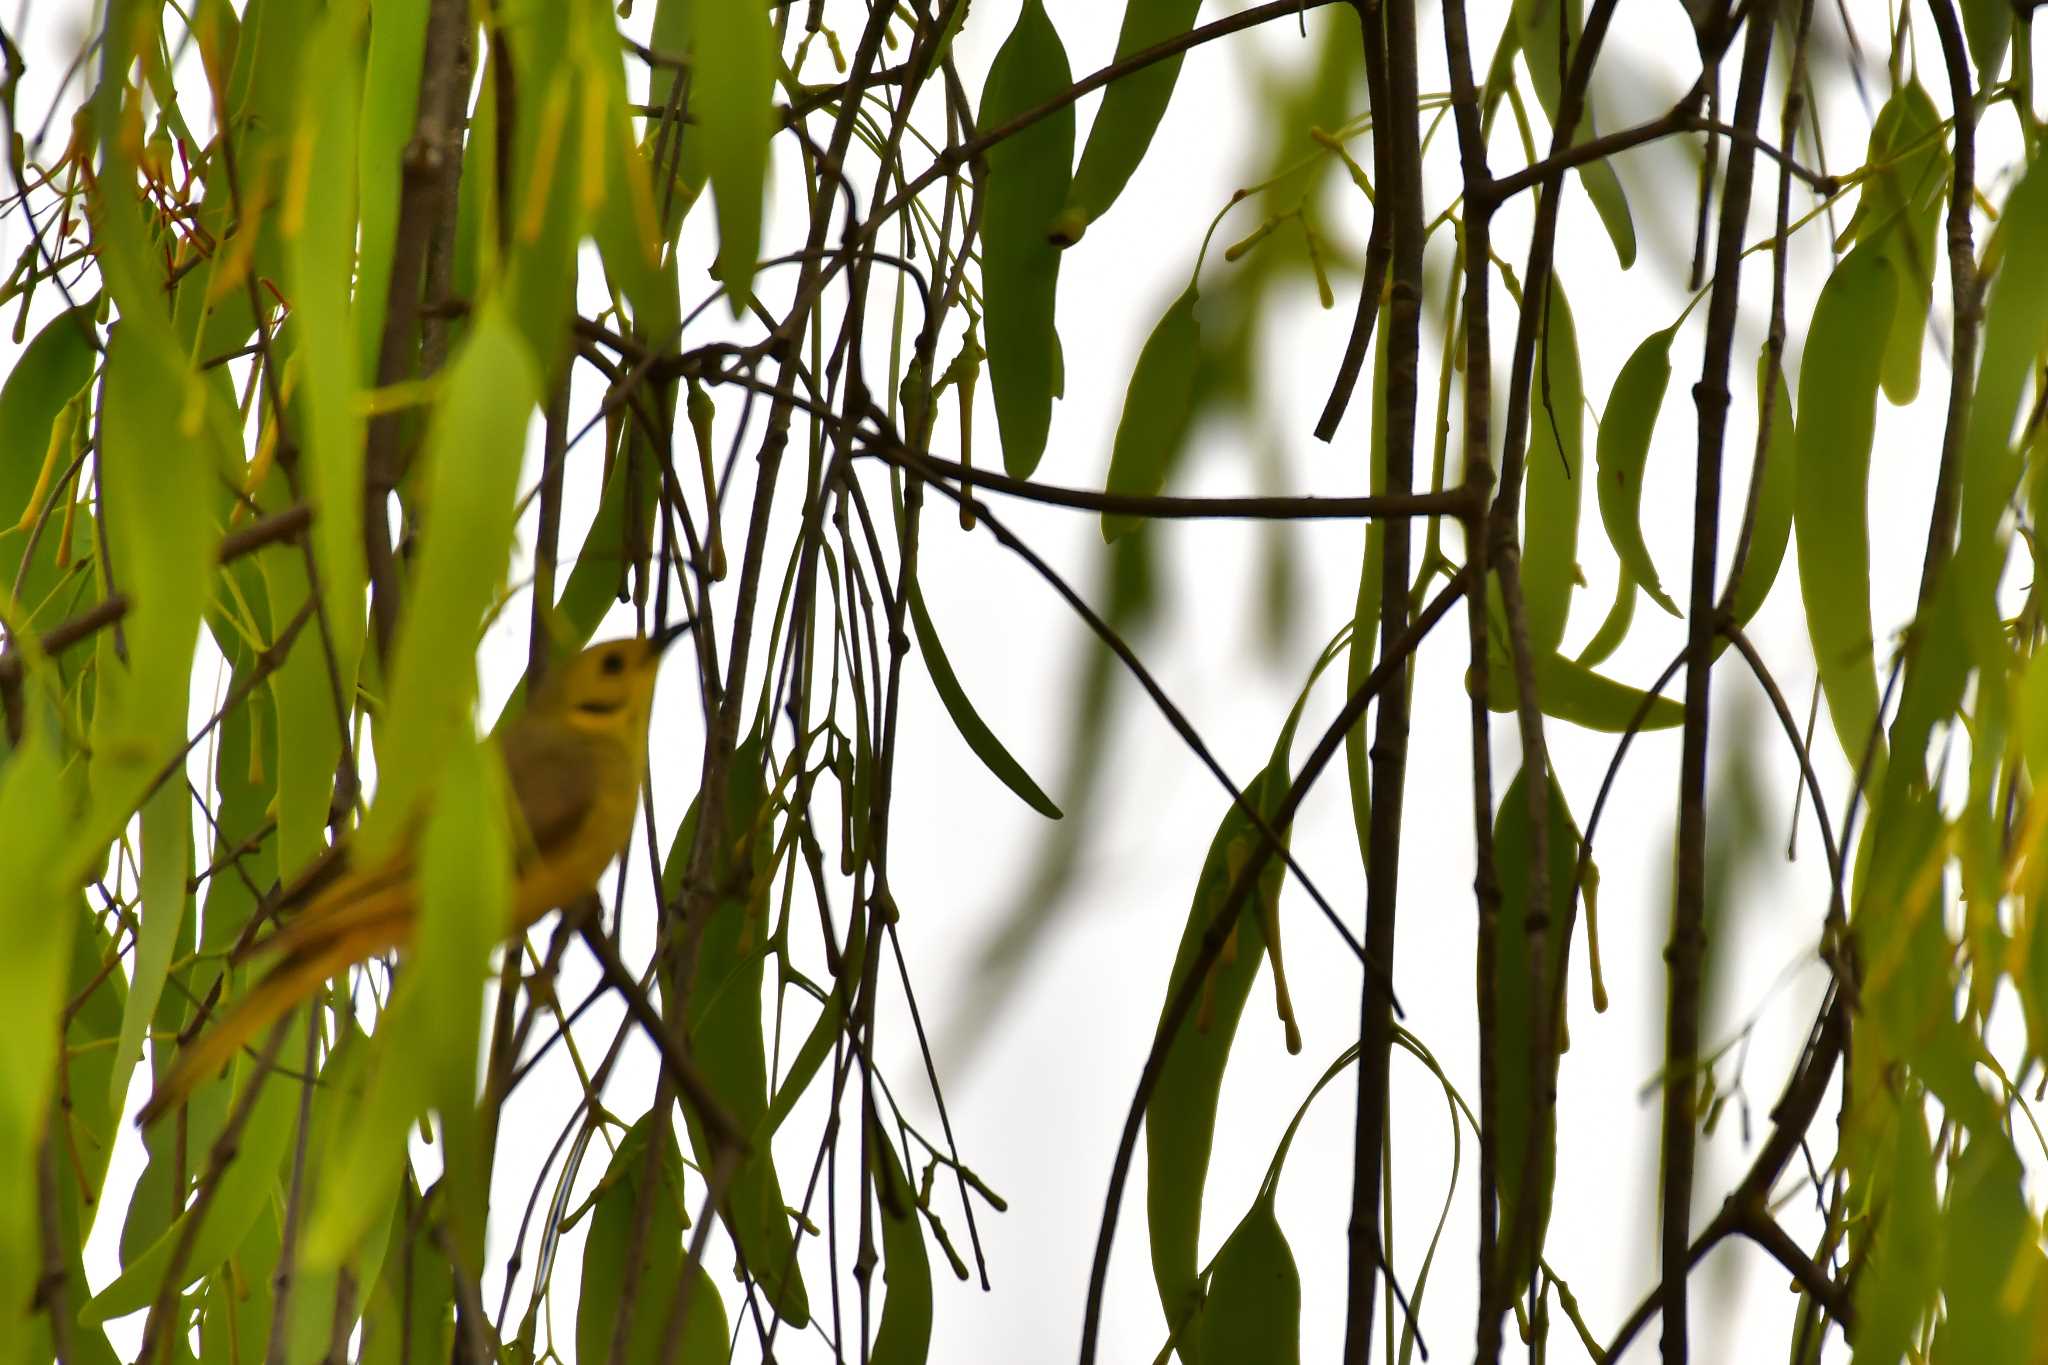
left=664, top=738, right=810, bottom=1326
left=1193, top=1194, right=1300, bottom=1365
left=694, top=0, right=776, bottom=311
left=1593, top=325, right=1677, bottom=617
left=907, top=576, right=1062, bottom=817
left=1103, top=284, right=1201, bottom=541
left=1146, top=762, right=1289, bottom=1351
left=1511, top=0, right=1636, bottom=268
left=978, top=0, right=1074, bottom=478
left=1793, top=243, right=1895, bottom=777
left=1522, top=274, right=1586, bottom=658
left=1055, top=0, right=1206, bottom=244
left=869, top=1123, right=936, bottom=1365
left=1839, top=82, right=1946, bottom=406
left=1723, top=350, right=1797, bottom=631
left=1489, top=764, right=1578, bottom=1288
left=576, top=1112, right=729, bottom=1365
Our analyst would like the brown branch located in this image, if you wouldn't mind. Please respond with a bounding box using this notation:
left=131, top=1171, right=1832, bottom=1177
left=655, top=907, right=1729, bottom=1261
left=864, top=439, right=1477, bottom=521
left=1346, top=0, right=1424, bottom=1356
left=1664, top=9, right=1778, bottom=1361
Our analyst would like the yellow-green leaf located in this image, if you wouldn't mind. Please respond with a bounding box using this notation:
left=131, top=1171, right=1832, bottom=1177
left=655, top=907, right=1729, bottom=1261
left=695, top=0, right=776, bottom=311
left=1511, top=0, right=1635, bottom=268
left=1793, top=244, right=1895, bottom=776
left=870, top=1125, right=935, bottom=1365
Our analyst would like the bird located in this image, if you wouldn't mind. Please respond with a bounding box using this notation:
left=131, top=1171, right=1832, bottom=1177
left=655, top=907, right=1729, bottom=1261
left=138, top=622, right=692, bottom=1125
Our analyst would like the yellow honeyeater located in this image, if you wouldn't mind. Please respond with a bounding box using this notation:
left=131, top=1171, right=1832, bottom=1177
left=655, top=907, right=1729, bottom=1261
left=139, top=624, right=690, bottom=1124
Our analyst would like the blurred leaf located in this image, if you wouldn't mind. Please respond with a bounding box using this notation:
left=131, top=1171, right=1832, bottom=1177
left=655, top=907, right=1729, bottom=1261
left=284, top=1, right=370, bottom=685
left=907, top=575, right=1062, bottom=817
left=353, top=0, right=427, bottom=376
left=978, top=0, right=1074, bottom=478
left=1958, top=0, right=2012, bottom=86
left=0, top=722, right=82, bottom=1343
left=1490, top=764, right=1578, bottom=1288
left=359, top=1175, right=454, bottom=1365
left=1194, top=1194, right=1300, bottom=1365
left=1103, top=284, right=1201, bottom=541
left=1056, top=0, right=1206, bottom=243
left=1510, top=0, right=1635, bottom=267
left=576, top=1112, right=728, bottom=1365
left=1793, top=243, right=1894, bottom=777
left=693, top=0, right=775, bottom=311
left=1849, top=1102, right=1938, bottom=1365
left=1522, top=274, right=1586, bottom=658
left=360, top=303, right=536, bottom=860
left=1593, top=324, right=1677, bottom=617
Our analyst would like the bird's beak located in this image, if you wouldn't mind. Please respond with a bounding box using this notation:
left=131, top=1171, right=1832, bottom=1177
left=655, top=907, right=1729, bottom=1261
left=651, top=618, right=696, bottom=654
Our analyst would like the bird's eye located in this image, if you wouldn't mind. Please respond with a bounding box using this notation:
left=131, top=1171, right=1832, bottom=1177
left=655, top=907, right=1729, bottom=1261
left=601, top=651, right=627, bottom=676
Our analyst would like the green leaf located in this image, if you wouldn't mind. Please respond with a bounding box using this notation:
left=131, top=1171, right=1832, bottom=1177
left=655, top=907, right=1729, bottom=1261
left=1103, top=284, right=1201, bottom=541
left=1723, top=350, right=1797, bottom=631
left=1522, top=274, right=1586, bottom=658
left=869, top=1125, right=935, bottom=1365
left=978, top=0, right=1075, bottom=478
left=1848, top=1103, right=1938, bottom=1365
left=576, top=1112, right=729, bottom=1365
left=1933, top=1137, right=2032, bottom=1364
left=354, top=0, right=427, bottom=376
left=1485, top=648, right=1684, bottom=733
left=664, top=738, right=810, bottom=1326
left=1511, top=0, right=1635, bottom=268
left=0, top=723, right=82, bottom=1341
left=1593, top=325, right=1677, bottom=617
left=96, top=312, right=226, bottom=1113
left=1055, top=0, right=1206, bottom=243
left=1345, top=300, right=1393, bottom=865
left=0, top=304, right=95, bottom=532
left=1958, top=0, right=2012, bottom=86
left=285, top=0, right=369, bottom=684
left=694, top=0, right=776, bottom=311
left=1194, top=1195, right=1300, bottom=1365
left=1839, top=83, right=1946, bottom=406
left=1573, top=570, right=1635, bottom=668
left=1489, top=764, right=1578, bottom=1288
left=1793, top=243, right=1895, bottom=777
left=360, top=302, right=537, bottom=861
left=1146, top=761, right=1289, bottom=1345
left=907, top=576, right=1061, bottom=817
left=83, top=1009, right=306, bottom=1323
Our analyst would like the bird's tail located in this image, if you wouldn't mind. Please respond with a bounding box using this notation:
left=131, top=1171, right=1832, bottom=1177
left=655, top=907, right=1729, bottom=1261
left=137, top=903, right=412, bottom=1126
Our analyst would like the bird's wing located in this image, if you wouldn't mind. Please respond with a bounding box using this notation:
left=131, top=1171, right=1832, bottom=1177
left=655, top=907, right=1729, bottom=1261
left=498, top=720, right=603, bottom=866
